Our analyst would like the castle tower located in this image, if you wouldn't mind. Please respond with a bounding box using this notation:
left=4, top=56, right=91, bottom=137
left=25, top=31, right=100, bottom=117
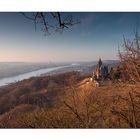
left=95, top=58, right=103, bottom=79
left=98, top=58, right=102, bottom=68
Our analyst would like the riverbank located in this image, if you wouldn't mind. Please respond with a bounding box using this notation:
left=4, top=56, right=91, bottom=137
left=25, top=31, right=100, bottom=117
left=0, top=64, right=79, bottom=87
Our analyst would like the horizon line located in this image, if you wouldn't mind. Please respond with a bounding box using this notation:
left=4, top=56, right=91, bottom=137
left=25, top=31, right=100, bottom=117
left=0, top=59, right=119, bottom=63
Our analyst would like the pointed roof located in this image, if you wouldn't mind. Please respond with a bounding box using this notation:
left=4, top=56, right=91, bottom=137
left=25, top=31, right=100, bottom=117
left=98, top=58, right=102, bottom=68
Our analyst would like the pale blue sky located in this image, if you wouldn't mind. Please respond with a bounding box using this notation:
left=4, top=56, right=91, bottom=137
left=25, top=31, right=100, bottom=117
left=0, top=12, right=139, bottom=62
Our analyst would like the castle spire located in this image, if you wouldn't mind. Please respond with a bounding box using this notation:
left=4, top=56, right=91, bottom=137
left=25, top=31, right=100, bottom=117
left=98, top=58, right=102, bottom=68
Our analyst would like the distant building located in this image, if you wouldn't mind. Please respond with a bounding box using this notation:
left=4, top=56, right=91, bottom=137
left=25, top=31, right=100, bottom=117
left=98, top=58, right=102, bottom=68
left=95, top=58, right=102, bottom=79
left=94, top=58, right=109, bottom=80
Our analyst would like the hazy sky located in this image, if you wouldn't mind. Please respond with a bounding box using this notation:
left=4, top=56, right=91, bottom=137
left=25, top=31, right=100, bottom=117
left=0, top=12, right=139, bottom=62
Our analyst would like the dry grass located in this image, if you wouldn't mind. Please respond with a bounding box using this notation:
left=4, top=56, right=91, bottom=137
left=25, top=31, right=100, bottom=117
left=0, top=71, right=140, bottom=128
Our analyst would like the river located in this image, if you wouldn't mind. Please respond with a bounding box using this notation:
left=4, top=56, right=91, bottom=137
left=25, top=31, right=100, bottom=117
left=0, top=65, right=74, bottom=87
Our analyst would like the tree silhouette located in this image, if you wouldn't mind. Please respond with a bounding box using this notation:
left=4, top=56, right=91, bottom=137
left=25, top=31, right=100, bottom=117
left=21, top=12, right=80, bottom=35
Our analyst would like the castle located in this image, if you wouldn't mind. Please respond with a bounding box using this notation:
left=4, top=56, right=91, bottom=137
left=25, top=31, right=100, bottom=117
left=93, top=58, right=109, bottom=80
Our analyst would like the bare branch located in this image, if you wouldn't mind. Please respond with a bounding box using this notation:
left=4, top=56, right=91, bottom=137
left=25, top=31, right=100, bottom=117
left=21, top=12, right=80, bottom=35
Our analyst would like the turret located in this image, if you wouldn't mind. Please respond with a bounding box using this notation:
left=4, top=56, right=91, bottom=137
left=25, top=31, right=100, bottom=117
left=98, top=58, right=102, bottom=68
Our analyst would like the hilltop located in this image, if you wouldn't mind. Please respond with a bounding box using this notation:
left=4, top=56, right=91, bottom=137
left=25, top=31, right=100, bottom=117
left=0, top=70, right=139, bottom=128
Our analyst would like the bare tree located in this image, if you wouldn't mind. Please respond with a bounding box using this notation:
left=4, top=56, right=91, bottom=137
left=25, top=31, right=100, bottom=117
left=111, top=90, right=140, bottom=128
left=21, top=12, right=80, bottom=35
left=118, top=29, right=140, bottom=83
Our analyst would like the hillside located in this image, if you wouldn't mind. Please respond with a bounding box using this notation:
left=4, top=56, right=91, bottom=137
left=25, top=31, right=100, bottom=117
left=0, top=71, right=140, bottom=128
